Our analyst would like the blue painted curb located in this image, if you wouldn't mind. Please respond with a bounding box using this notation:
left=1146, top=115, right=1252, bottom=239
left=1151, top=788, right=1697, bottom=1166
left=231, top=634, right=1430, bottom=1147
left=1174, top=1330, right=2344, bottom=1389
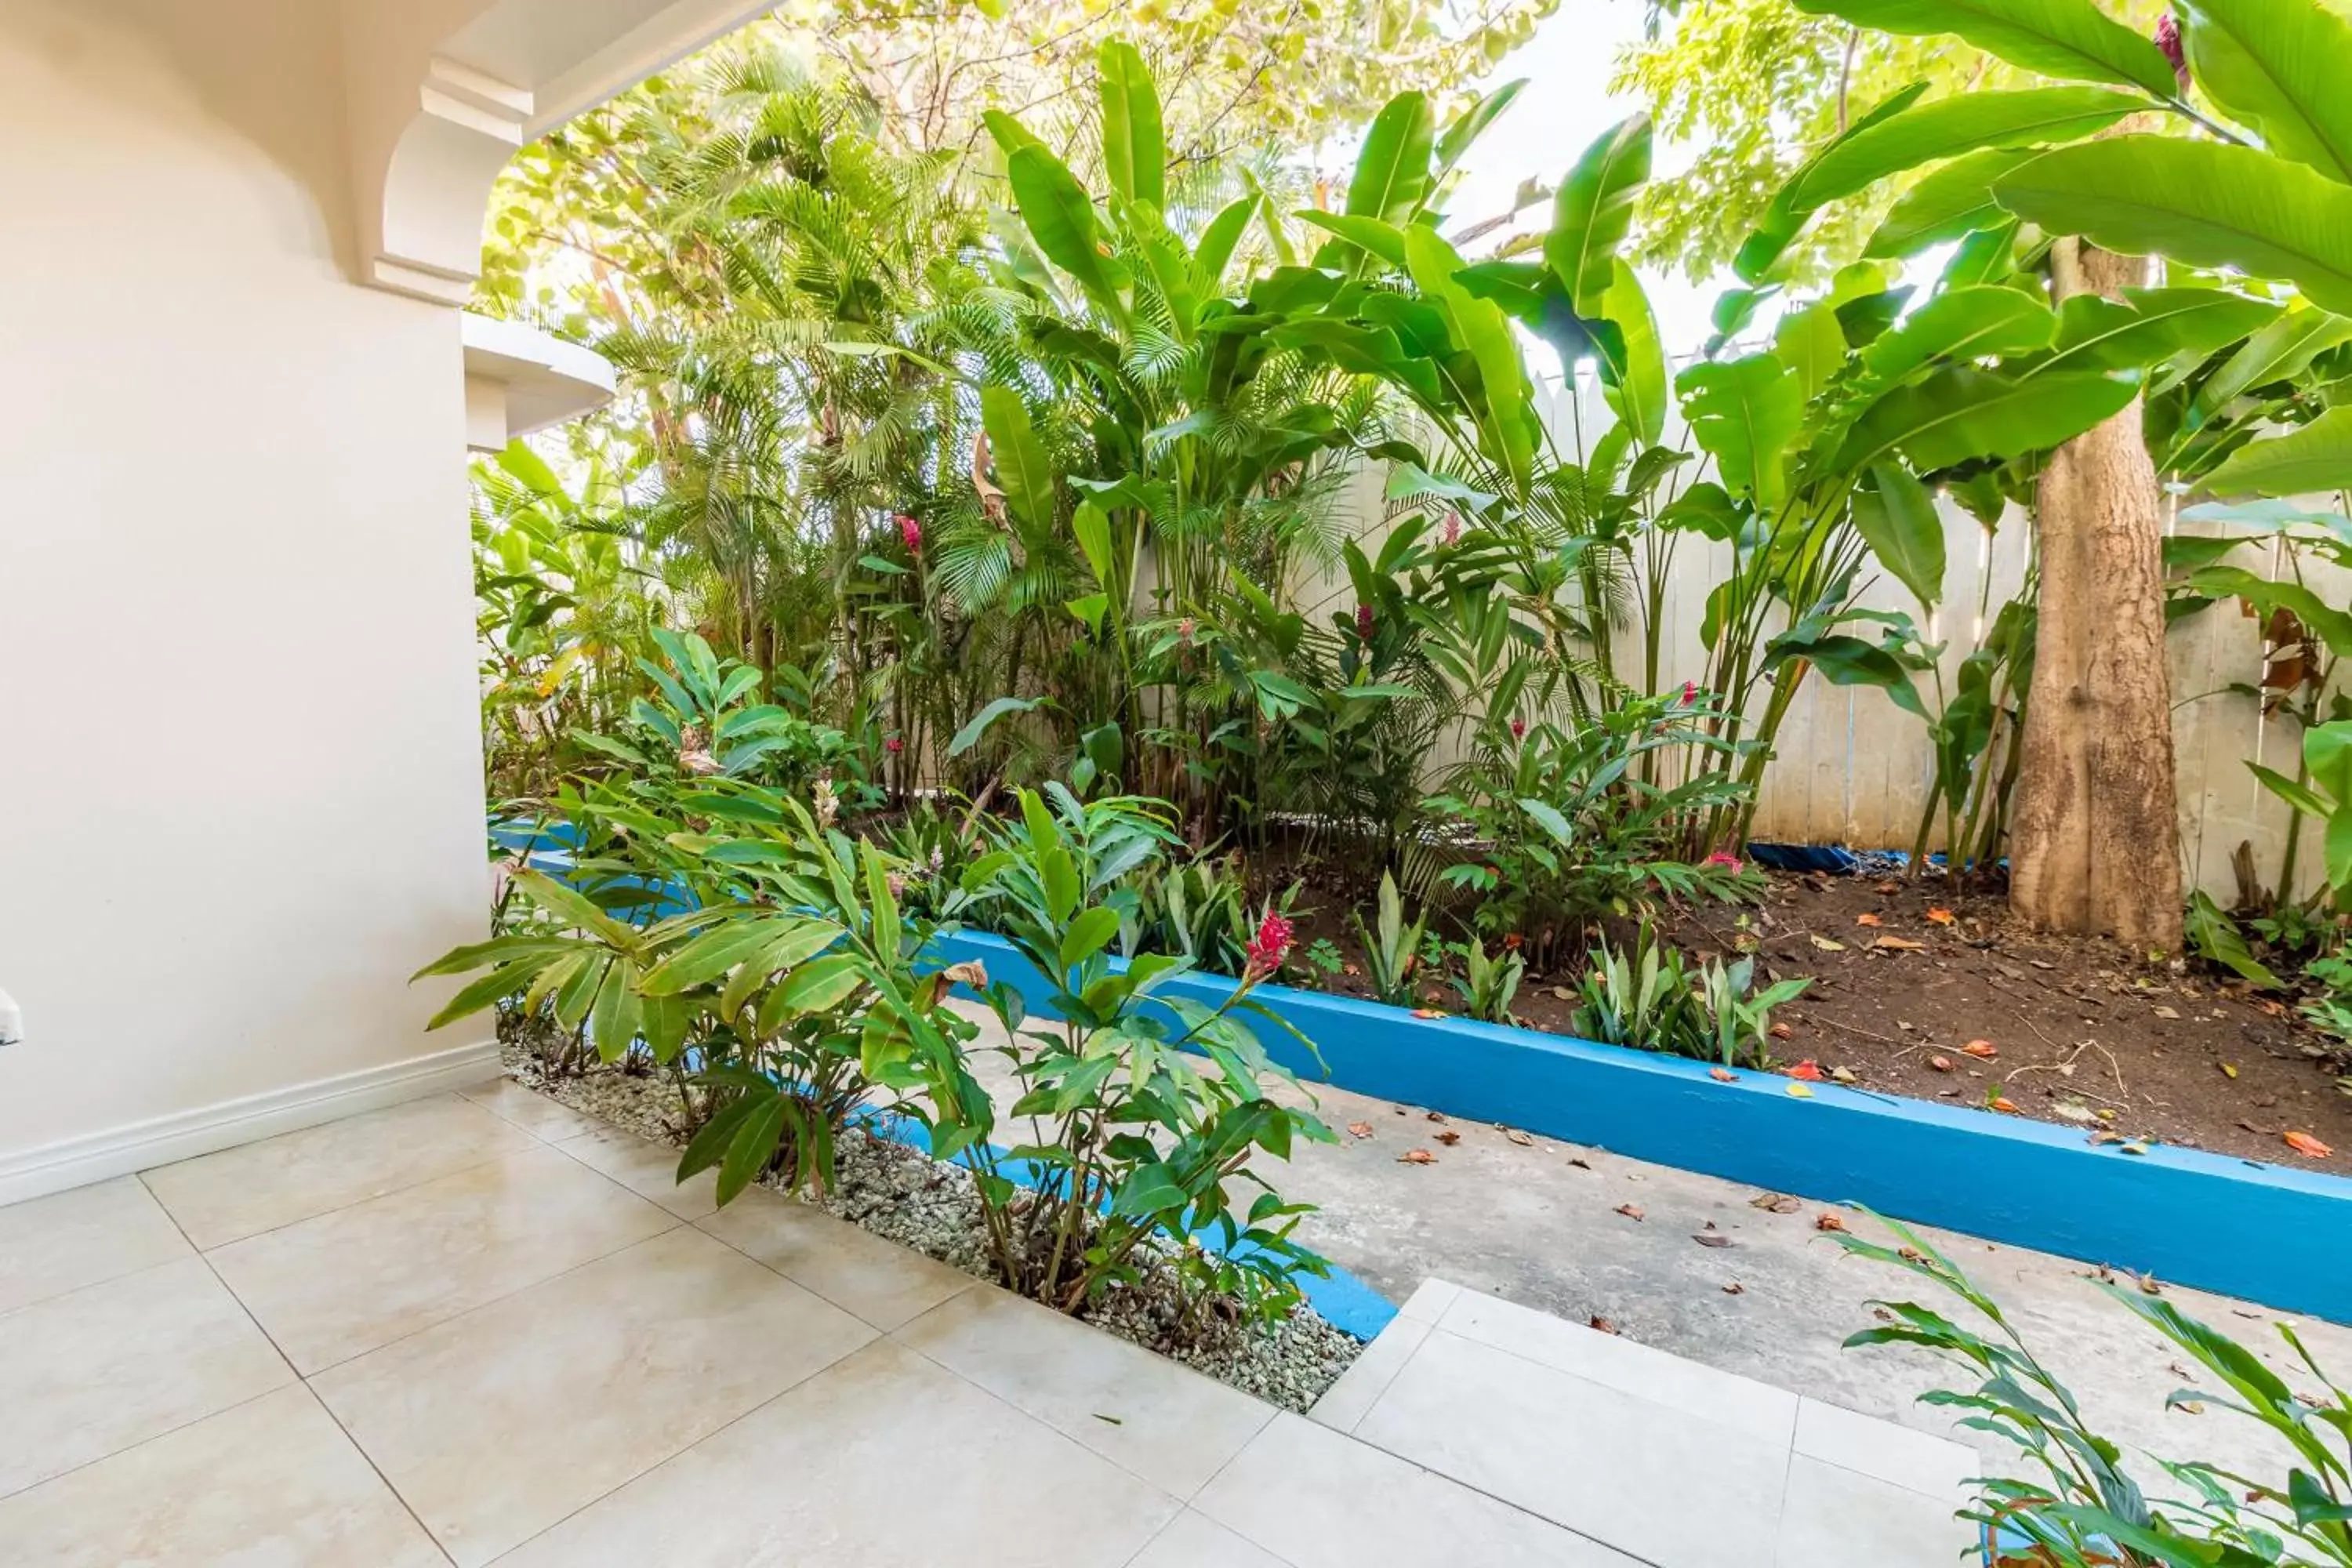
left=926, top=928, right=2352, bottom=1326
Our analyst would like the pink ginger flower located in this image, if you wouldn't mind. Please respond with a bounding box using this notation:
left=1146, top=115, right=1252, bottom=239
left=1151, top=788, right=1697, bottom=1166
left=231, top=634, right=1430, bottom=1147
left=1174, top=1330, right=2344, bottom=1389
left=896, top=514, right=923, bottom=554
left=1680, top=681, right=1699, bottom=707
left=1510, top=717, right=1527, bottom=741
left=1245, top=911, right=1295, bottom=977
left=2155, top=15, right=2189, bottom=91
left=1441, top=512, right=1463, bottom=546
left=884, top=735, right=904, bottom=754
left=1178, top=616, right=1197, bottom=645
left=1356, top=603, right=1374, bottom=644
left=1703, top=851, right=1744, bottom=875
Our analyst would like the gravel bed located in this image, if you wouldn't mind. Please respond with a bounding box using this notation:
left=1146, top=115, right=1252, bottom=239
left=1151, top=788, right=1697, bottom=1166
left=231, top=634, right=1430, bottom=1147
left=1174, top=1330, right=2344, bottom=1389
left=499, top=1020, right=1362, bottom=1412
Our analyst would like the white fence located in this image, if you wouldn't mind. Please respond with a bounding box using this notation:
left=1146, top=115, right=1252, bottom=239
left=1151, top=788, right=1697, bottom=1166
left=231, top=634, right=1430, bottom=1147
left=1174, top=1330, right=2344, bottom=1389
left=1295, top=374, right=2340, bottom=902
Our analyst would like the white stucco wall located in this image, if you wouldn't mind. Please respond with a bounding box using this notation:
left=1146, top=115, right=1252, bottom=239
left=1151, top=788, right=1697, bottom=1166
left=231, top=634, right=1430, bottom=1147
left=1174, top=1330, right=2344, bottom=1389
left=0, top=0, right=490, bottom=1185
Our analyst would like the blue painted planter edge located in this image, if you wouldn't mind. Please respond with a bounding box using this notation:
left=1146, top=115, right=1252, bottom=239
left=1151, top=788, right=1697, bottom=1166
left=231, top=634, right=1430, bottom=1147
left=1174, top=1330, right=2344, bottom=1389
left=927, top=928, right=2352, bottom=1325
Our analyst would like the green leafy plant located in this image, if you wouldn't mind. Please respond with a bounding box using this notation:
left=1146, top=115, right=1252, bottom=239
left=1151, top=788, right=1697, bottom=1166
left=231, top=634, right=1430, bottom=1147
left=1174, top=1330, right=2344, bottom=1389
left=1834, top=1209, right=2352, bottom=1565
left=1450, top=936, right=1527, bottom=1025
left=959, top=786, right=1337, bottom=1321
left=1571, top=920, right=1805, bottom=1068
left=1352, top=870, right=1431, bottom=1007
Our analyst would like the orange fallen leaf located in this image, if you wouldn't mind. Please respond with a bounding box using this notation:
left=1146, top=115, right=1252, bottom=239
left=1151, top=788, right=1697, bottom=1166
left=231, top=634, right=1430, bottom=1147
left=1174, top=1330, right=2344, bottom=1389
left=1397, top=1149, right=1437, bottom=1164
left=1588, top=1315, right=1621, bottom=1335
left=1855, top=912, right=1883, bottom=927
left=1615, top=1203, right=1646, bottom=1221
left=1346, top=1121, right=1374, bottom=1139
left=1434, top=1129, right=1461, bottom=1146
left=1815, top=1213, right=1847, bottom=1232
left=1929, top=1054, right=1955, bottom=1073
left=1784, top=1059, right=1824, bottom=1081
left=1751, top=1192, right=1802, bottom=1214
left=1871, top=935, right=1927, bottom=951
left=1926, top=907, right=1956, bottom=925
left=1410, top=1007, right=1446, bottom=1019
left=1769, top=1021, right=1795, bottom=1040
left=1504, top=1128, right=1534, bottom=1147
left=1962, top=1040, right=1999, bottom=1060
left=2285, top=1131, right=2334, bottom=1160
left=1709, top=1066, right=1738, bottom=1083
left=1722, top=1281, right=1746, bottom=1295
left=1990, top=1096, right=2022, bottom=1114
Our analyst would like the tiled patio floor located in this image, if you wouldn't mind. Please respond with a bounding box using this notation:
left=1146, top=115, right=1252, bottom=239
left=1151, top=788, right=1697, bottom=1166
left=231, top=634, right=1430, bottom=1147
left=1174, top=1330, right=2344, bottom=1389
left=0, top=1081, right=1972, bottom=1565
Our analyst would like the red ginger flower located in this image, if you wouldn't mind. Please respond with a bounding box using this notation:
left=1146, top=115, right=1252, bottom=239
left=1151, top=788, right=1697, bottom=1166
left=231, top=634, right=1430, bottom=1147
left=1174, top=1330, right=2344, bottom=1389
left=1356, top=603, right=1374, bottom=644
left=2155, top=15, right=2190, bottom=90
left=1245, top=911, right=1295, bottom=977
left=1704, top=851, right=1743, bottom=874
left=1680, top=681, right=1699, bottom=707
left=896, top=514, right=923, bottom=554
left=885, top=735, right=905, bottom=754
left=1510, top=717, right=1526, bottom=741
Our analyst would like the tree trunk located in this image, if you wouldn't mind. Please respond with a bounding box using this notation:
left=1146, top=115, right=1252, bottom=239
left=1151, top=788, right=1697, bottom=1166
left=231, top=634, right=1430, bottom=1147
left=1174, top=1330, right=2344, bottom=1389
left=2007, top=239, right=2183, bottom=950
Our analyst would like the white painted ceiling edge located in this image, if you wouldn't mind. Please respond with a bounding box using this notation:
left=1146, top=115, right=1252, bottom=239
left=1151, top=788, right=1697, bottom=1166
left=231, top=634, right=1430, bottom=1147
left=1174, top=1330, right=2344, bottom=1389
left=461, top=312, right=618, bottom=451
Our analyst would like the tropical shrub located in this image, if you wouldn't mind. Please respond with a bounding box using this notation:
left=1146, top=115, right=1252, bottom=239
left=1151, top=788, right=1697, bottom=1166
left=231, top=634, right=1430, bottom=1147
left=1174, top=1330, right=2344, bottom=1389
left=1837, top=1211, right=2352, bottom=1566
left=959, top=786, right=1338, bottom=1319
left=1352, top=869, right=1432, bottom=1007
left=1449, top=936, right=1527, bottom=1025
left=1571, top=919, right=1806, bottom=1068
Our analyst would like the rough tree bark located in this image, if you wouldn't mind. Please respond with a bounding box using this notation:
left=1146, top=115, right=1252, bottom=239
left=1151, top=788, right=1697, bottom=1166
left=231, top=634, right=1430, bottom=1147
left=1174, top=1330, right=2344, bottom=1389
left=2007, top=238, right=2183, bottom=950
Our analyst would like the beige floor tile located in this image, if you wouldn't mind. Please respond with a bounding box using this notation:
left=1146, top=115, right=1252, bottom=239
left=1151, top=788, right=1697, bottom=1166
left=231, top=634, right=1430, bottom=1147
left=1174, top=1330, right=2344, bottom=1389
left=1794, top=1397, right=1976, bottom=1499
left=894, top=1288, right=1270, bottom=1495
left=1774, top=1454, right=1975, bottom=1567
left=495, top=1340, right=1178, bottom=1567
left=0, top=1175, right=192, bottom=1315
left=0, top=1384, right=447, bottom=1567
left=696, top=1184, right=973, bottom=1330
left=1127, top=1508, right=1288, bottom=1567
left=143, top=1094, right=538, bottom=1248
left=314, top=1226, right=873, bottom=1567
left=1351, top=1328, right=1788, bottom=1568
left=893, top=1285, right=1272, bottom=1497
left=1307, top=1313, right=1432, bottom=1433
left=1194, top=1412, right=1639, bottom=1566
left=459, top=1077, right=610, bottom=1143
left=207, top=1146, right=675, bottom=1373
left=554, top=1123, right=717, bottom=1219
left=0, top=1257, right=293, bottom=1497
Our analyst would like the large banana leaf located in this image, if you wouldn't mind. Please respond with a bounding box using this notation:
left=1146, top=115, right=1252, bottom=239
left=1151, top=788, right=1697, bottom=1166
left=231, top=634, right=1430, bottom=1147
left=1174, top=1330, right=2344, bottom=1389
left=1677, top=353, right=1804, bottom=509
left=1992, top=136, right=2352, bottom=319
left=1851, top=462, right=1948, bottom=608
left=1547, top=114, right=1652, bottom=316
left=1596, top=262, right=1668, bottom=447
left=1346, top=93, right=1435, bottom=225
left=1865, top=148, right=2041, bottom=256
left=1856, top=285, right=2058, bottom=392
left=1006, top=146, right=1131, bottom=323
left=2201, top=405, right=2352, bottom=496
left=1797, top=87, right=2143, bottom=210
left=1096, top=40, right=1165, bottom=209
left=1436, top=79, right=1526, bottom=180
left=1793, top=0, right=2180, bottom=99
left=1738, top=84, right=1928, bottom=284
left=2031, top=286, right=2282, bottom=377
left=1403, top=227, right=1537, bottom=499
left=1836, top=365, right=2140, bottom=473
left=2188, top=305, right=2352, bottom=418
left=2179, top=0, right=2352, bottom=186
left=981, top=387, right=1057, bottom=530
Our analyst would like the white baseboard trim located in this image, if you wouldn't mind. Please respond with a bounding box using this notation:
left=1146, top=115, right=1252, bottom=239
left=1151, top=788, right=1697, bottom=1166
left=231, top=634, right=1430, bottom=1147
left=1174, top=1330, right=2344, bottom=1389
left=0, top=1038, right=501, bottom=1208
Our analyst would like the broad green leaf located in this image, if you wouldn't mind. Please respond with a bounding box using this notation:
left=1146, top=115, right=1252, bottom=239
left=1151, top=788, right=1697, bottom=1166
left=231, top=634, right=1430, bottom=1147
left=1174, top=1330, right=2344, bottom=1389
left=2179, top=0, right=2352, bottom=185
left=1111, top=1162, right=1189, bottom=1218
left=1436, top=79, right=1526, bottom=178
left=1866, top=149, right=2040, bottom=256
left=2190, top=306, right=2352, bottom=419
left=979, top=112, right=1042, bottom=157
left=1071, top=501, right=1113, bottom=583
left=1296, top=211, right=1407, bottom=270
left=1192, top=194, right=1258, bottom=285
left=1792, top=0, right=2180, bottom=98
left=2311, top=720, right=2352, bottom=803
left=1993, top=136, right=2352, bottom=319
left=1739, top=85, right=1929, bottom=284
left=1403, top=226, right=1537, bottom=499
left=1852, top=463, right=1948, bottom=608
left=1546, top=114, right=1652, bottom=315
left=1519, top=798, right=1575, bottom=844
left=1837, top=366, right=2138, bottom=474
left=1096, top=39, right=1164, bottom=209
left=981, top=386, right=1056, bottom=530
left=2188, top=565, right=2352, bottom=656
left=767, top=954, right=866, bottom=1016
left=2202, top=406, right=2352, bottom=497
left=1798, top=87, right=2143, bottom=211
left=495, top=441, right=564, bottom=498
left=1059, top=906, right=1123, bottom=972
left=716, top=1096, right=788, bottom=1207
left=1676, top=354, right=1805, bottom=508
left=1007, top=145, right=1131, bottom=321
left=1774, top=297, right=1849, bottom=405
left=1770, top=631, right=1928, bottom=717
left=1856, top=286, right=2057, bottom=393
left=1596, top=263, right=1668, bottom=446
left=949, top=695, right=1044, bottom=757
left=2032, top=286, right=2282, bottom=377
left=1346, top=92, right=1435, bottom=224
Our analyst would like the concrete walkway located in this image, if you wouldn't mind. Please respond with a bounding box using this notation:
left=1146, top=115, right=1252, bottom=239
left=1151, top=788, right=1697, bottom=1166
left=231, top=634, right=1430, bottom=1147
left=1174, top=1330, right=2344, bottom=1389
left=0, top=1075, right=1970, bottom=1566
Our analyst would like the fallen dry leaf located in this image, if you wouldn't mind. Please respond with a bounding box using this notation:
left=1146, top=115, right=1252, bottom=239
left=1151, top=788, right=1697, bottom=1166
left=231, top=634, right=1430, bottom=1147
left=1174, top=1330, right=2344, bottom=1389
left=2090, top=1131, right=2126, bottom=1146
left=1990, top=1096, right=2022, bottom=1115
left=1615, top=1203, right=1646, bottom=1221
left=1434, top=1130, right=1461, bottom=1146
left=1769, top=1021, right=1795, bottom=1040
left=1855, top=912, right=1883, bottom=927
left=1784, top=1059, right=1824, bottom=1081
left=1709, top=1066, right=1738, bottom=1083
left=1815, top=1213, right=1847, bottom=1232
left=2154, top=1005, right=2180, bottom=1020
left=1588, top=1316, right=1621, bottom=1335
left=1410, top=1007, right=1446, bottom=1019
left=1830, top=1065, right=1859, bottom=1085
left=1504, top=1128, right=1534, bottom=1147
left=1875, top=880, right=1900, bottom=895
left=2220, top=1062, right=2238, bottom=1080
left=1871, top=935, right=1927, bottom=952
left=1722, top=1281, right=1746, bottom=1295
left=1787, top=1083, right=1816, bottom=1098
left=1751, top=1192, right=1802, bottom=1214
left=1810, top=934, right=1846, bottom=952
left=1427, top=1111, right=1447, bottom=1123
left=1926, top=907, right=1956, bottom=925
left=1962, top=1039, right=1999, bottom=1060
left=1693, top=1233, right=1734, bottom=1249
left=2285, top=1131, right=2335, bottom=1160
left=1346, top=1121, right=1374, bottom=1139
left=2139, top=1273, right=2165, bottom=1297
left=1568, top=1156, right=1592, bottom=1171
left=1397, top=1149, right=1437, bottom=1165
left=1929, top=1054, right=1955, bottom=1073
